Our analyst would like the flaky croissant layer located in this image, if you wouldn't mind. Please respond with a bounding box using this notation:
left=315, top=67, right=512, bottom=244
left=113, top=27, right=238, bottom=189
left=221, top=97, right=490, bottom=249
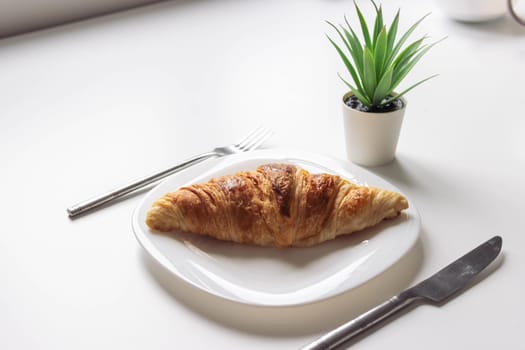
left=146, top=163, right=408, bottom=247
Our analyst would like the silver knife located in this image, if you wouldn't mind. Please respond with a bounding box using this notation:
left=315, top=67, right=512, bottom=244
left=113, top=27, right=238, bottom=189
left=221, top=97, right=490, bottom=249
left=300, top=235, right=503, bottom=350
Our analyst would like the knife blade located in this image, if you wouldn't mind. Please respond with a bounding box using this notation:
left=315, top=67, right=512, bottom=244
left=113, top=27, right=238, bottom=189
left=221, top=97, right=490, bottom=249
left=300, top=235, right=502, bottom=350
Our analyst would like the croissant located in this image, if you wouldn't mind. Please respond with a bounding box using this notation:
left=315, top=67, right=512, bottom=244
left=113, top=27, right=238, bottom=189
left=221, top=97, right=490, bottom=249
left=146, top=163, right=408, bottom=247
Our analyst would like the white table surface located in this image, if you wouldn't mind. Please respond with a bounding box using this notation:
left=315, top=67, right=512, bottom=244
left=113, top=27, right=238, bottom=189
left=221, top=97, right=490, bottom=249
left=1, top=0, right=524, bottom=349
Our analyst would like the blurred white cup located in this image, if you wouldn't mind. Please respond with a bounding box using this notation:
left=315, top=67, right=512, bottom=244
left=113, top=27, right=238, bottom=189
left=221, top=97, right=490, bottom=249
left=436, top=0, right=524, bottom=24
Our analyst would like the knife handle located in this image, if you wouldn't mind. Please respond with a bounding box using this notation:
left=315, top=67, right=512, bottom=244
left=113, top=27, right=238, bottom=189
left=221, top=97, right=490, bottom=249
left=299, top=293, right=417, bottom=350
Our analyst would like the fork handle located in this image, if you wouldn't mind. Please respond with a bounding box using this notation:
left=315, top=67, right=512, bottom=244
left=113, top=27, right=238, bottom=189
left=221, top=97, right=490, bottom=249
left=67, top=151, right=218, bottom=218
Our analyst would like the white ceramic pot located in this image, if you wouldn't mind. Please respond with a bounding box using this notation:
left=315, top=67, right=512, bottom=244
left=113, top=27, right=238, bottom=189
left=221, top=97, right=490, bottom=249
left=342, top=92, right=406, bottom=167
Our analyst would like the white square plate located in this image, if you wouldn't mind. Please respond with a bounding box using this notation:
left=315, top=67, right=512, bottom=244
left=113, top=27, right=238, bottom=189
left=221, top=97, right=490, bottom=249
left=132, top=149, right=420, bottom=306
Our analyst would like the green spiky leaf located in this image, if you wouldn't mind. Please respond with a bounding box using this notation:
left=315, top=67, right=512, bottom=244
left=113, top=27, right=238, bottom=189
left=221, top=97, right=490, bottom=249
left=339, top=73, right=371, bottom=105
left=387, top=13, right=430, bottom=65
left=372, top=4, right=384, bottom=48
left=392, top=36, right=427, bottom=70
left=362, top=47, right=376, bottom=100
left=327, top=1, right=441, bottom=108
left=374, top=27, right=388, bottom=78
left=354, top=1, right=372, bottom=48
left=373, top=66, right=393, bottom=105
left=342, top=20, right=364, bottom=72
left=386, top=9, right=400, bottom=54
left=391, top=39, right=443, bottom=91
left=326, top=35, right=364, bottom=93
left=382, top=74, right=438, bottom=105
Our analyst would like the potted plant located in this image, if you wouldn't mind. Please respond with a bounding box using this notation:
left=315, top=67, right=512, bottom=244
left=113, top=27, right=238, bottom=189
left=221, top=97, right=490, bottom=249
left=327, top=1, right=442, bottom=166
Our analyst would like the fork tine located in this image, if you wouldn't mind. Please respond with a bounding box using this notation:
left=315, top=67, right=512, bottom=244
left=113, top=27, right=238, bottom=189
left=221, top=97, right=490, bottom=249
left=239, top=127, right=269, bottom=149
left=235, top=125, right=265, bottom=148
left=241, top=128, right=274, bottom=151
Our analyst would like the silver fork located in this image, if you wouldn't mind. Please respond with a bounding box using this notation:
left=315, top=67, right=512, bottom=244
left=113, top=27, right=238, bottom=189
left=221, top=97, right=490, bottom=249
left=67, top=126, right=273, bottom=218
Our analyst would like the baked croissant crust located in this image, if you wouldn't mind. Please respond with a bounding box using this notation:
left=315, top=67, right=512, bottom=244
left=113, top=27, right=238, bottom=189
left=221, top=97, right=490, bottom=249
left=146, top=163, right=408, bottom=247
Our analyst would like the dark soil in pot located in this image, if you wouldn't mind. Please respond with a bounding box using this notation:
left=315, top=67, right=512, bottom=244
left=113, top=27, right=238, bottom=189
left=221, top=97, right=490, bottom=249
left=345, top=95, right=404, bottom=113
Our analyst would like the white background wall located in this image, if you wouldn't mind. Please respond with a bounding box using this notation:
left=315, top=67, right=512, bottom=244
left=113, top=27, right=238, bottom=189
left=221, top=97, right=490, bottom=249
left=0, top=0, right=164, bottom=37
